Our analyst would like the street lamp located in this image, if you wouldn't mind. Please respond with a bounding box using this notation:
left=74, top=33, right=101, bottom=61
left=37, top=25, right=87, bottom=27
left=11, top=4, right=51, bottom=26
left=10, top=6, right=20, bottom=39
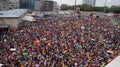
left=104, top=0, right=107, bottom=12
left=75, top=0, right=77, bottom=12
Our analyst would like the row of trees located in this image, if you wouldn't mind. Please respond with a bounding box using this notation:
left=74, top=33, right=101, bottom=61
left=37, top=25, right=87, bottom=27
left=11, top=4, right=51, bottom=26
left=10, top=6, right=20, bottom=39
left=60, top=4, right=120, bottom=13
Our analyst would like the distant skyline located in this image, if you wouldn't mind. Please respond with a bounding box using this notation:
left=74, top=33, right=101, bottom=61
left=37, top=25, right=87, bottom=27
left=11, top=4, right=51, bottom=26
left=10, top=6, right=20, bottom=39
left=52, top=0, right=120, bottom=7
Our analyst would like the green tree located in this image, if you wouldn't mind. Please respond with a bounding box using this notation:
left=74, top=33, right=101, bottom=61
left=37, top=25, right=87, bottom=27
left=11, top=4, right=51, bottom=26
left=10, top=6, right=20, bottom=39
left=60, top=4, right=120, bottom=13
left=60, top=4, right=70, bottom=10
left=110, top=6, right=120, bottom=13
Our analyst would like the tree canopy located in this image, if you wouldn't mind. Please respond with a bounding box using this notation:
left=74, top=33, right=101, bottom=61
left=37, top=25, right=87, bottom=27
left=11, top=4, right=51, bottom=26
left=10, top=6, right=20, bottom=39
left=60, top=4, right=120, bottom=13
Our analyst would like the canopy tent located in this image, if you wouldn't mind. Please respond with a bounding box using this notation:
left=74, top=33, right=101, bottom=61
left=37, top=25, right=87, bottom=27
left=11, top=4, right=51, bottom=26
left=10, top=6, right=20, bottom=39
left=105, top=56, right=120, bottom=67
left=22, top=15, right=36, bottom=22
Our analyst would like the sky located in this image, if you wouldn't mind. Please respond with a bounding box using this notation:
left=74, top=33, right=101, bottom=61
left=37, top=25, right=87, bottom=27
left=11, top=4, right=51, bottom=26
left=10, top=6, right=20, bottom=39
left=52, top=0, right=120, bottom=7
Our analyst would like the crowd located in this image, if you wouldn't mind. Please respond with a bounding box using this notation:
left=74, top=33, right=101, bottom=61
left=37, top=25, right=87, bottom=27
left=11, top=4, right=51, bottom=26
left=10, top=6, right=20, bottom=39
left=0, top=14, right=120, bottom=67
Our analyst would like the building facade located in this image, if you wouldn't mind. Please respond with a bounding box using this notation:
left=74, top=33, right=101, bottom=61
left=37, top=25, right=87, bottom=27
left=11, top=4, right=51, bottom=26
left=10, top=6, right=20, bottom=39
left=19, top=0, right=34, bottom=10
left=41, top=1, right=58, bottom=11
left=0, top=0, right=19, bottom=11
left=34, top=0, right=41, bottom=11
left=83, top=0, right=96, bottom=7
left=0, top=9, right=28, bottom=30
left=19, top=0, right=45, bottom=11
left=91, top=0, right=96, bottom=7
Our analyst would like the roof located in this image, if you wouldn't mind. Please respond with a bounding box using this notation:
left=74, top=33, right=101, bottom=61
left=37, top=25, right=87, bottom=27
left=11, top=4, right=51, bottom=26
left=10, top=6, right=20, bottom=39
left=105, top=56, right=120, bottom=67
left=0, top=9, right=28, bottom=18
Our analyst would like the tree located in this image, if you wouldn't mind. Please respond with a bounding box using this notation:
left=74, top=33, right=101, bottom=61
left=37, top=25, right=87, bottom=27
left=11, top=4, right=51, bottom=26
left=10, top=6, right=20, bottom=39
left=110, top=6, right=120, bottom=13
left=60, top=4, right=120, bottom=13
left=60, top=4, right=70, bottom=10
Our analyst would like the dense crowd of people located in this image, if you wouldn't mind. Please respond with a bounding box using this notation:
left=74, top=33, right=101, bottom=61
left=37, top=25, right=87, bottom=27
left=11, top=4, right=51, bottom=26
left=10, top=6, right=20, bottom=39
left=0, top=14, right=120, bottom=67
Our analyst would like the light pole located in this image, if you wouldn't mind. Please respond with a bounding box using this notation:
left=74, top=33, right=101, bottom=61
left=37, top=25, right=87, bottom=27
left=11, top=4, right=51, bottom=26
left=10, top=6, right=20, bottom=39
left=75, top=0, right=77, bottom=12
left=104, top=0, right=107, bottom=12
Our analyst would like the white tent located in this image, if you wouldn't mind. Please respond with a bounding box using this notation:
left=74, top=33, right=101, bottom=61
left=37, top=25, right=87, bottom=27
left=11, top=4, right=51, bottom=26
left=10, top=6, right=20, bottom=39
left=105, top=56, right=120, bottom=67
left=22, top=16, right=36, bottom=22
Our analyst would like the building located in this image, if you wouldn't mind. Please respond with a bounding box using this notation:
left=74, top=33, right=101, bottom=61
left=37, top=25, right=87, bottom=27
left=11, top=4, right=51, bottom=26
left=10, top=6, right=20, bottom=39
left=0, top=0, right=19, bottom=11
left=39, top=0, right=49, bottom=10
left=0, top=9, right=28, bottom=30
left=83, top=0, right=96, bottom=7
left=19, top=0, right=34, bottom=10
left=41, top=1, right=58, bottom=11
left=34, top=0, right=41, bottom=11
left=19, top=0, right=55, bottom=11
left=91, top=0, right=96, bottom=7
left=19, top=0, right=44, bottom=11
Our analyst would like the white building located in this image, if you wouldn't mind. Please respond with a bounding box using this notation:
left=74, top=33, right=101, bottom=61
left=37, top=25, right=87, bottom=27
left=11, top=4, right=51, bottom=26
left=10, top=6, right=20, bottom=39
left=0, top=0, right=19, bottom=11
left=0, top=9, right=28, bottom=30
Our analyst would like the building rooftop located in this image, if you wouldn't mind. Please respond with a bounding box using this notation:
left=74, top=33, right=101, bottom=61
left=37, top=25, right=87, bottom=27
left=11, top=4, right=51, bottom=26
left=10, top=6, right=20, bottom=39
left=0, top=9, right=28, bottom=18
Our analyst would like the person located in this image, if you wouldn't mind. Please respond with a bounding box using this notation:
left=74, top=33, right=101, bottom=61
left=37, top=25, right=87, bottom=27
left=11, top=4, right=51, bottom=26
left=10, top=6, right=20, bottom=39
left=0, top=13, right=119, bottom=67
